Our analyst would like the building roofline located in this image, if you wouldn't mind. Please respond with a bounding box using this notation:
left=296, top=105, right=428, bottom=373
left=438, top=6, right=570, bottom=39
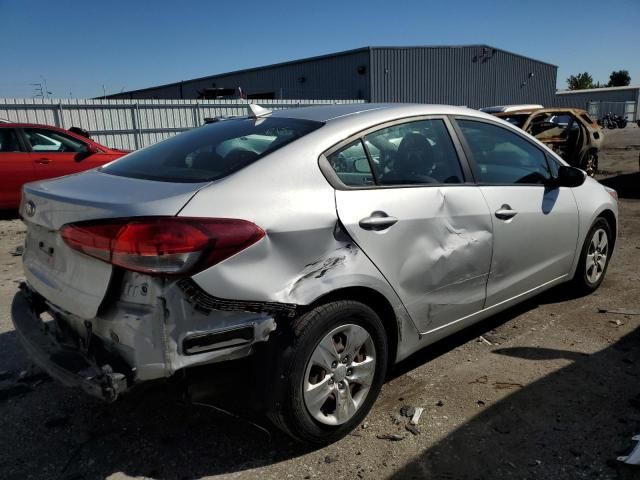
left=104, top=46, right=372, bottom=97
left=556, top=85, right=640, bottom=94
left=105, top=44, right=556, bottom=98
left=369, top=44, right=558, bottom=68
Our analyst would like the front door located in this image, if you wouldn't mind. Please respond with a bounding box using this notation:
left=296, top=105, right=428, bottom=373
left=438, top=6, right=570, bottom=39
left=330, top=118, right=493, bottom=332
left=23, top=127, right=92, bottom=180
left=455, top=118, right=579, bottom=307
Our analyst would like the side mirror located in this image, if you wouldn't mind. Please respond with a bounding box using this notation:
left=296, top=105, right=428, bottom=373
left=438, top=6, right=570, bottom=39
left=555, top=165, right=586, bottom=188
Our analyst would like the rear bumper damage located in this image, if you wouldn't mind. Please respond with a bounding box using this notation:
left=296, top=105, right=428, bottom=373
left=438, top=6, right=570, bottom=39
left=11, top=278, right=280, bottom=401
left=11, top=285, right=129, bottom=401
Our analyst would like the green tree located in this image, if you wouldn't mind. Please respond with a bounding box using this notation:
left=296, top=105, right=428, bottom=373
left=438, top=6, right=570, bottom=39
left=566, top=72, right=595, bottom=90
left=608, top=70, right=631, bottom=87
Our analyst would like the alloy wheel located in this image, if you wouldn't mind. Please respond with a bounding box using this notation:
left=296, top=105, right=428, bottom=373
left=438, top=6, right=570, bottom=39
left=303, top=324, right=376, bottom=425
left=585, top=228, right=608, bottom=284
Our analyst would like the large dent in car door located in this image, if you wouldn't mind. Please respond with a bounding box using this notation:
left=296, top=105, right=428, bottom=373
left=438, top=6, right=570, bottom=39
left=335, top=186, right=493, bottom=333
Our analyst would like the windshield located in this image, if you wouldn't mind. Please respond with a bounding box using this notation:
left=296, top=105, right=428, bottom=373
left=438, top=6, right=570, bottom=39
left=101, top=117, right=323, bottom=182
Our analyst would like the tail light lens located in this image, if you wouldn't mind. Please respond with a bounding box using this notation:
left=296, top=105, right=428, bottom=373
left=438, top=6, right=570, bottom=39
left=60, top=217, right=265, bottom=275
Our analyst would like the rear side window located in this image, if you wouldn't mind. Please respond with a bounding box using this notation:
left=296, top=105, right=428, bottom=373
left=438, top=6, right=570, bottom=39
left=458, top=119, right=551, bottom=184
left=102, top=117, right=322, bottom=182
left=365, top=119, right=463, bottom=185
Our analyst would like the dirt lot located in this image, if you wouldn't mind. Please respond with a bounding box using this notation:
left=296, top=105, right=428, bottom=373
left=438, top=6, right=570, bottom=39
left=1, top=126, right=639, bottom=480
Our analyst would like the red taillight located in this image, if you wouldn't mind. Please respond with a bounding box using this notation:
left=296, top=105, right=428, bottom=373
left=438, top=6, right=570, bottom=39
left=60, top=217, right=265, bottom=275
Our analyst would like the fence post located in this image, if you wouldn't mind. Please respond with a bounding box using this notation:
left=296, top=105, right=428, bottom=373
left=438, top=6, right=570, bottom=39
left=55, top=102, right=64, bottom=128
left=131, top=104, right=140, bottom=149
left=192, top=103, right=200, bottom=127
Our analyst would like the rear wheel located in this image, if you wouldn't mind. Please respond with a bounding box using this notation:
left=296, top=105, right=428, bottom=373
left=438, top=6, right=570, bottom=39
left=268, top=300, right=388, bottom=445
left=572, top=218, right=612, bottom=293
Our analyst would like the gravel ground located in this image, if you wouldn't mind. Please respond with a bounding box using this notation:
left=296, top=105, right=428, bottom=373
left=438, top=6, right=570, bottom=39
left=0, top=126, right=639, bottom=480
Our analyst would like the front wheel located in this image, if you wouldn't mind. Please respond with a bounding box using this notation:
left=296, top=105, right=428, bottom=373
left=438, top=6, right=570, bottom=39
left=571, top=218, right=613, bottom=293
left=267, top=300, right=388, bottom=445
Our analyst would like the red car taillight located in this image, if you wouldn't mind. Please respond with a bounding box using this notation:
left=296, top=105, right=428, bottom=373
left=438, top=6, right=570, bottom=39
left=60, top=217, right=265, bottom=275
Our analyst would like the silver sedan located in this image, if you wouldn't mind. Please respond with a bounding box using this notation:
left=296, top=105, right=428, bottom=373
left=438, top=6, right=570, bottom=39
left=11, top=103, right=618, bottom=444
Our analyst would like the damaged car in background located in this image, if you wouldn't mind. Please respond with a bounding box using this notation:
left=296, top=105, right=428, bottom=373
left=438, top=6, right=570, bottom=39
left=11, top=103, right=618, bottom=445
left=481, top=105, right=603, bottom=176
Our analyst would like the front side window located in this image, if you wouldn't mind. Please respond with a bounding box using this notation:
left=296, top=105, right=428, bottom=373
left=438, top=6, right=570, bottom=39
left=0, top=128, right=21, bottom=152
left=458, top=119, right=551, bottom=184
left=102, top=117, right=322, bottom=182
left=363, top=119, right=464, bottom=185
left=24, top=128, right=86, bottom=153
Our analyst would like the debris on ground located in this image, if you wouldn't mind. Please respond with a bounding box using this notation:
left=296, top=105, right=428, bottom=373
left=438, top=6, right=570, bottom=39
left=324, top=454, right=338, bottom=464
left=410, top=407, right=424, bottom=426
left=376, top=433, right=405, bottom=441
left=494, top=381, right=524, bottom=390
left=618, top=434, right=640, bottom=465
left=478, top=335, right=493, bottom=345
left=469, top=375, right=489, bottom=385
left=477, top=400, right=486, bottom=407
left=405, top=424, right=421, bottom=436
left=436, top=400, right=444, bottom=407
left=9, top=245, right=23, bottom=256
left=598, top=308, right=640, bottom=316
left=609, top=319, right=625, bottom=327
left=400, top=405, right=415, bottom=418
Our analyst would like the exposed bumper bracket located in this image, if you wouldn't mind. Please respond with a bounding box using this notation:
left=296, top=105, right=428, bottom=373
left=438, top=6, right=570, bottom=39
left=177, top=278, right=298, bottom=318
left=11, top=284, right=130, bottom=402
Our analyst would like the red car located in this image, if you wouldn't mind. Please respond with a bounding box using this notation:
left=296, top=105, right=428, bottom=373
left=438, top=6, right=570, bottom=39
left=0, top=123, right=129, bottom=209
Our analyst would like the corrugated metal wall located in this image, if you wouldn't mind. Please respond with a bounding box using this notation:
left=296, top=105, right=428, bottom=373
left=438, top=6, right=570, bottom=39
left=0, top=98, right=365, bottom=150
left=107, top=50, right=371, bottom=101
left=369, top=46, right=557, bottom=108
left=555, top=87, right=639, bottom=108
left=105, top=46, right=558, bottom=108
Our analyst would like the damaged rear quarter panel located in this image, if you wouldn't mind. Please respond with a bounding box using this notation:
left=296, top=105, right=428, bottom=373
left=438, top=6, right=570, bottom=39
left=177, top=136, right=417, bottom=359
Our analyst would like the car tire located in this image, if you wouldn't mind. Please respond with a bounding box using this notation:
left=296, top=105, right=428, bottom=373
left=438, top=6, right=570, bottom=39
left=571, top=217, right=613, bottom=293
left=267, top=300, right=388, bottom=445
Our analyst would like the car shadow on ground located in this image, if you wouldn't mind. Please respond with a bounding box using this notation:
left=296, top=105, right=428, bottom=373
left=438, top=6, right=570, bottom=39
left=390, top=325, right=640, bottom=480
left=0, top=209, right=19, bottom=220
left=0, top=286, right=636, bottom=480
left=600, top=172, right=640, bottom=200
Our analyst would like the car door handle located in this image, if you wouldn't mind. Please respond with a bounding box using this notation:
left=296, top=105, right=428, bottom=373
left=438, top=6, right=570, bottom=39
left=34, top=158, right=50, bottom=164
left=359, top=211, right=398, bottom=231
left=495, top=204, right=518, bottom=220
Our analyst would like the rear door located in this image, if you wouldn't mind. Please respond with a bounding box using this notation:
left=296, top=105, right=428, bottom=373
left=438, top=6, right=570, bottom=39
left=23, top=127, right=94, bottom=180
left=328, top=117, right=493, bottom=333
left=0, top=126, right=34, bottom=208
left=454, top=118, right=579, bottom=307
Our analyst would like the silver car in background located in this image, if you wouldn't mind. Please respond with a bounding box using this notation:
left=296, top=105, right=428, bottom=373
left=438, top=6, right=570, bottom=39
left=11, top=103, right=618, bottom=444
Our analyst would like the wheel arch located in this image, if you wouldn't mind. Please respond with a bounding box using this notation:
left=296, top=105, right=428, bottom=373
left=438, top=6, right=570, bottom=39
left=305, top=286, right=399, bottom=367
left=597, top=208, right=617, bottom=249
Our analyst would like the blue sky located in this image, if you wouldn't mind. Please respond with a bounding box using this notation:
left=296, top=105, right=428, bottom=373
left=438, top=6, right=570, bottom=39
left=1, top=0, right=638, bottom=98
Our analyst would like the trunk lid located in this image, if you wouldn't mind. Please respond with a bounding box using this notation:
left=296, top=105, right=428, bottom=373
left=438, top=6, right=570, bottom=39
left=21, top=170, right=208, bottom=319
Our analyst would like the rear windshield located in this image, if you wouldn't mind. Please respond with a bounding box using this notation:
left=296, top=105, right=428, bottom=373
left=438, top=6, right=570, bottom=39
left=101, top=117, right=323, bottom=182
